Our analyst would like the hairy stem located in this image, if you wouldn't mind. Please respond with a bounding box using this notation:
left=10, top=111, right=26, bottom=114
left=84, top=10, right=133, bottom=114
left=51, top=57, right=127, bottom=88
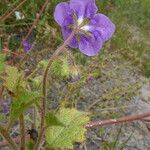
left=1, top=111, right=150, bottom=148
left=34, top=31, right=75, bottom=150
left=85, top=112, right=150, bottom=128
left=0, top=125, right=18, bottom=150
left=19, top=114, right=26, bottom=150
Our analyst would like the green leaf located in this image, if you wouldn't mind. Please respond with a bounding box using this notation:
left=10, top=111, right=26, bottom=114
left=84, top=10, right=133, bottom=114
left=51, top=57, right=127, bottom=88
left=38, top=60, right=48, bottom=69
left=27, top=140, right=35, bottom=150
left=46, top=108, right=89, bottom=149
left=51, top=56, right=70, bottom=79
left=0, top=113, right=5, bottom=121
left=9, top=90, right=40, bottom=124
left=4, top=66, right=26, bottom=93
left=45, top=112, right=64, bottom=127
left=0, top=53, right=5, bottom=74
left=39, top=56, right=70, bottom=80
left=28, top=76, right=42, bottom=89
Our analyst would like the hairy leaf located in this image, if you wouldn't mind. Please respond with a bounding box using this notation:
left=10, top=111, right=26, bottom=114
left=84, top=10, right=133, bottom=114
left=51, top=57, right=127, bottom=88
left=38, top=60, right=48, bottom=69
left=9, top=90, right=40, bottom=124
left=46, top=108, right=89, bottom=149
left=45, top=112, right=64, bottom=126
left=4, top=66, right=26, bottom=93
left=51, top=56, right=70, bottom=79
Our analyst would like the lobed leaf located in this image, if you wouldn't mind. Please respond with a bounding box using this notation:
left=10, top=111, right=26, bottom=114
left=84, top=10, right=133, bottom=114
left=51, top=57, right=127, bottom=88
left=4, top=66, right=26, bottom=93
left=46, top=108, right=89, bottom=149
left=9, top=90, right=40, bottom=124
left=45, top=112, right=64, bottom=127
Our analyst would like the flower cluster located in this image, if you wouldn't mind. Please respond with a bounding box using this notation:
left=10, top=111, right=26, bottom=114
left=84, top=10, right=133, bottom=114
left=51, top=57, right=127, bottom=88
left=54, top=0, right=115, bottom=56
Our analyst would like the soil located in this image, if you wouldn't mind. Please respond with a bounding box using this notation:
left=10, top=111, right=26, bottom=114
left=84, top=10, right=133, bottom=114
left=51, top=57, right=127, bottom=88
left=1, top=33, right=150, bottom=150
left=47, top=56, right=150, bottom=150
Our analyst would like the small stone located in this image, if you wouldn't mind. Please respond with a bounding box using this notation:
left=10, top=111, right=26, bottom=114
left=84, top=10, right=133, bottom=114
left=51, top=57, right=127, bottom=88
left=140, top=84, right=150, bottom=103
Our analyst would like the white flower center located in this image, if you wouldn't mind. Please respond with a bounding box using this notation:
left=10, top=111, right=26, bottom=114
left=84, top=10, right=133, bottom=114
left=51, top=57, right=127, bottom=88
left=77, top=16, right=83, bottom=25
left=81, top=25, right=91, bottom=31
left=77, top=16, right=91, bottom=32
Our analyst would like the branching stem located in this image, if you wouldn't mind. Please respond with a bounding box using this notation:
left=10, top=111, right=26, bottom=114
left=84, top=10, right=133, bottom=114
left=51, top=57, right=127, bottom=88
left=34, top=31, right=75, bottom=150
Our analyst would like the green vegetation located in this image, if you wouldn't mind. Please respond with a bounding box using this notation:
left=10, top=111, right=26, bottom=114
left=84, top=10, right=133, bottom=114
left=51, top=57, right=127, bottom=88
left=0, top=0, right=149, bottom=149
left=1, top=0, right=149, bottom=75
left=99, top=0, right=150, bottom=76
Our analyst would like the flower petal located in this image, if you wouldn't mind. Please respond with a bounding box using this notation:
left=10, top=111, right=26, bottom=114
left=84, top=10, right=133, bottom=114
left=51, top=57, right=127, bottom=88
left=54, top=2, right=73, bottom=26
left=62, top=27, right=78, bottom=48
left=88, top=14, right=116, bottom=41
left=79, top=31, right=103, bottom=56
left=70, top=0, right=97, bottom=19
left=23, top=41, right=32, bottom=52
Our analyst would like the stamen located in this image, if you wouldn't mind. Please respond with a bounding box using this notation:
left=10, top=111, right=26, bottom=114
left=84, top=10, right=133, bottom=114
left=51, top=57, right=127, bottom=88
left=73, top=12, right=78, bottom=26
left=80, top=29, right=93, bottom=38
left=67, top=25, right=74, bottom=30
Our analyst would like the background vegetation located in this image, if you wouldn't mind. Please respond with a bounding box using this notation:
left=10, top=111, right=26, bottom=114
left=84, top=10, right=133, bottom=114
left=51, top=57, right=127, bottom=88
left=0, top=0, right=150, bottom=149
left=0, top=0, right=149, bottom=76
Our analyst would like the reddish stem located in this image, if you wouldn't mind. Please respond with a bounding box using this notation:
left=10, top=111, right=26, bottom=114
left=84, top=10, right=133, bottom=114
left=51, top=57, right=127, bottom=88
left=85, top=112, right=150, bottom=128
left=141, top=118, right=150, bottom=122
left=0, top=112, right=150, bottom=148
left=34, top=30, right=75, bottom=150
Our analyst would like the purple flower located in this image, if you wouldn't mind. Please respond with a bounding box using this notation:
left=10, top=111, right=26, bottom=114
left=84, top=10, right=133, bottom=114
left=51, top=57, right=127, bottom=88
left=54, top=0, right=115, bottom=56
left=23, top=40, right=32, bottom=52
